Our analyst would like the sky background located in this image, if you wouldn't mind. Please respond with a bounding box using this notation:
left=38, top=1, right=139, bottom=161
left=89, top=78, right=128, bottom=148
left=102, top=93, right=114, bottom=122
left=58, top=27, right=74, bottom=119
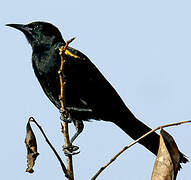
left=1, top=0, right=191, bottom=179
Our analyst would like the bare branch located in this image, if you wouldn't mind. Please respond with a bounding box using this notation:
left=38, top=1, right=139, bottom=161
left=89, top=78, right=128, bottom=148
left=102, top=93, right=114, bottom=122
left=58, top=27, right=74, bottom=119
left=91, top=120, right=191, bottom=180
left=58, top=37, right=76, bottom=180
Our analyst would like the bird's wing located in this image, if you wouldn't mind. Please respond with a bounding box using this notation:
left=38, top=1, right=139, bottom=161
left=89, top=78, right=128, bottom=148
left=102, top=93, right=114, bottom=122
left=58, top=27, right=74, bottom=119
left=64, top=47, right=128, bottom=120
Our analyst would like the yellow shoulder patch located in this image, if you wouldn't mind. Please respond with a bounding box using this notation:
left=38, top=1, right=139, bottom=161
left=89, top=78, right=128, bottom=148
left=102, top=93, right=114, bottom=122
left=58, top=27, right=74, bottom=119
left=65, top=49, right=80, bottom=59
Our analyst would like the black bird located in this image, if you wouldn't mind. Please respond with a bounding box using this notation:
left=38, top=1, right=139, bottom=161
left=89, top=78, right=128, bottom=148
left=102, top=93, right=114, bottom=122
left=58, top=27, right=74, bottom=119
left=7, top=22, right=187, bottom=163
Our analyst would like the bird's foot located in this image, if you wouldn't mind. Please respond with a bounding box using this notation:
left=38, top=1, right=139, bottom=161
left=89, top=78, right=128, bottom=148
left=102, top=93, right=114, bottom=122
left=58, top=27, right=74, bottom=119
left=63, top=144, right=80, bottom=156
left=59, top=109, right=72, bottom=123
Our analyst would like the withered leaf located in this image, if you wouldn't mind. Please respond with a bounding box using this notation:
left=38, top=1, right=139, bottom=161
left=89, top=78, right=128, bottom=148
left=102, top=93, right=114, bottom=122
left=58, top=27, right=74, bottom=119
left=25, top=120, right=39, bottom=173
left=151, top=129, right=182, bottom=180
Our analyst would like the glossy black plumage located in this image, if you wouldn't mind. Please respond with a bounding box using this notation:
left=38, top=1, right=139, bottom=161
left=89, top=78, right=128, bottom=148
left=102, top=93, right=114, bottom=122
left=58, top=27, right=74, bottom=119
left=7, top=22, right=188, bottom=164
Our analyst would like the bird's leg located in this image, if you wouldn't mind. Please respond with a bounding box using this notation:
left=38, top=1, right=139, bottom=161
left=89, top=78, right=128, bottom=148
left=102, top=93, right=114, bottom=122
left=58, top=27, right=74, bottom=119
left=62, top=119, right=84, bottom=156
left=71, top=119, right=84, bottom=143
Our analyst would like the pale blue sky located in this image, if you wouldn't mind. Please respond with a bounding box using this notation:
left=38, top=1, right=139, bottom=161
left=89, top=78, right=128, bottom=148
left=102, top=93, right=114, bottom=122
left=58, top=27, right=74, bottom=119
left=1, top=0, right=191, bottom=179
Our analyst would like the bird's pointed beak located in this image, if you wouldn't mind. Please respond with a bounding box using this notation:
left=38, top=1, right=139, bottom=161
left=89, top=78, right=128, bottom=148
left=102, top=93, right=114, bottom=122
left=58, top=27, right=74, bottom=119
left=6, top=24, right=31, bottom=33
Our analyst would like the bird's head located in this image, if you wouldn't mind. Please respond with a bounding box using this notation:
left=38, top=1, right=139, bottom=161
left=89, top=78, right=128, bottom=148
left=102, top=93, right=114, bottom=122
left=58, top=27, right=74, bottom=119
left=6, top=21, right=65, bottom=50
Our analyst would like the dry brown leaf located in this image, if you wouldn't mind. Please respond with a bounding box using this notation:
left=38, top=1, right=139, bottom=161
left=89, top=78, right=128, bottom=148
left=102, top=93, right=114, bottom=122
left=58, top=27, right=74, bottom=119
left=162, top=130, right=182, bottom=172
left=151, top=129, right=182, bottom=180
left=151, top=130, right=174, bottom=180
left=25, top=120, right=39, bottom=173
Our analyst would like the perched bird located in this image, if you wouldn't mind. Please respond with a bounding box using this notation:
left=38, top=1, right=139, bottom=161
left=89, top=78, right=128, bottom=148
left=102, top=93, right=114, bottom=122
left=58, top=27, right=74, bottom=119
left=7, top=22, right=187, bottom=164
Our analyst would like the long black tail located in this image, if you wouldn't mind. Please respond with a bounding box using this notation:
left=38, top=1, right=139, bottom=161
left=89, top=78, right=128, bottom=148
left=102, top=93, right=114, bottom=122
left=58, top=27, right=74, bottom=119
left=113, top=109, right=188, bottom=164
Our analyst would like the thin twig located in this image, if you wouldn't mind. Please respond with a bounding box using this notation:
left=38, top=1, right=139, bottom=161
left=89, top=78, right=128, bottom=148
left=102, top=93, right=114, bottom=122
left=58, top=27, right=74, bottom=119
left=58, top=37, right=75, bottom=180
left=91, top=120, right=191, bottom=180
left=29, top=117, right=69, bottom=178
